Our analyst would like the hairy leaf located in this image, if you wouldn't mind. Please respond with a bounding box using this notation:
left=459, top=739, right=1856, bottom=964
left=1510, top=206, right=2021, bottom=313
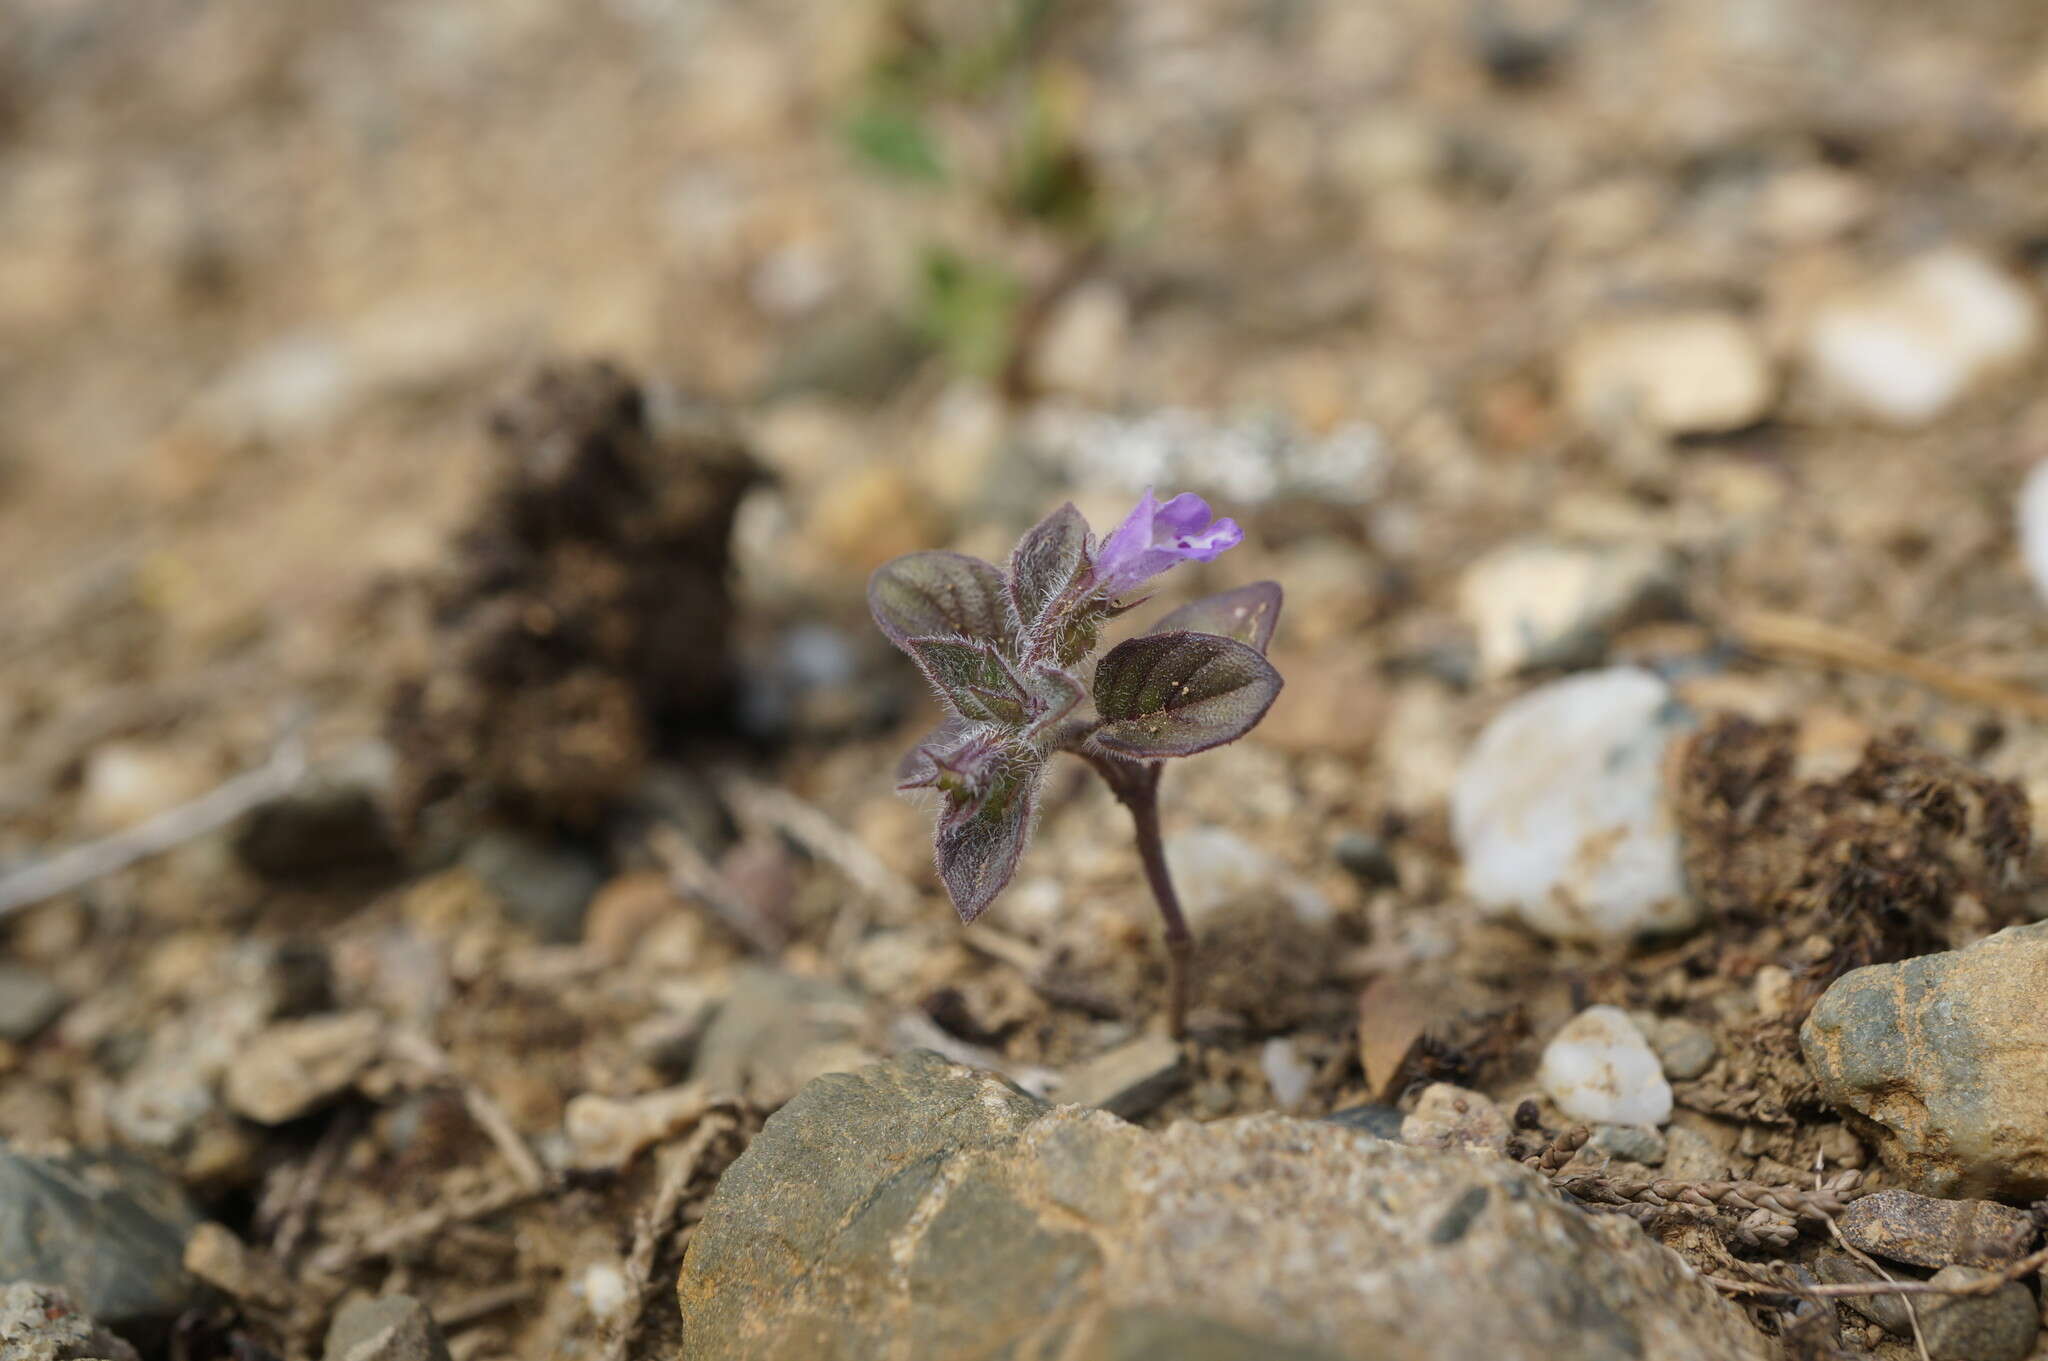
left=1149, top=581, right=1283, bottom=654
left=869, top=552, right=1012, bottom=647
left=895, top=715, right=972, bottom=788
left=1021, top=665, right=1084, bottom=737
left=1008, top=503, right=1091, bottom=638
left=903, top=637, right=1027, bottom=724
left=934, top=763, right=1041, bottom=922
left=1090, top=630, right=1283, bottom=758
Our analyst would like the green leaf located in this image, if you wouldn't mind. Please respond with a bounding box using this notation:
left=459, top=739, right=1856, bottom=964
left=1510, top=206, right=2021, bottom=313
left=1008, top=502, right=1090, bottom=637
left=915, top=247, right=1022, bottom=378
left=903, top=637, right=1026, bottom=724
left=1090, top=630, right=1283, bottom=758
left=869, top=552, right=1013, bottom=647
left=1149, top=582, right=1283, bottom=654
left=843, top=102, right=947, bottom=183
left=934, top=762, right=1040, bottom=922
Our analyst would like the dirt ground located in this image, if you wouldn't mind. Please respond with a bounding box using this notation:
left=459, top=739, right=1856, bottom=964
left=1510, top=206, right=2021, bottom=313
left=9, top=1, right=2048, bottom=1358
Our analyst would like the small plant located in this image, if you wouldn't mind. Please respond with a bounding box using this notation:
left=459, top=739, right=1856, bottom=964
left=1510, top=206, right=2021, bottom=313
left=869, top=492, right=1284, bottom=1035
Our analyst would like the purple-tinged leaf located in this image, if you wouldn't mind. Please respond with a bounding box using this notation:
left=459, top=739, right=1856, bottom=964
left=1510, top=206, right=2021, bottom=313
left=1008, top=503, right=1091, bottom=637
left=869, top=552, right=1013, bottom=648
left=934, top=762, right=1041, bottom=922
left=903, top=637, right=1027, bottom=724
left=1090, top=630, right=1283, bottom=758
left=895, top=715, right=972, bottom=787
left=1149, top=581, right=1283, bottom=654
left=1021, top=665, right=1084, bottom=738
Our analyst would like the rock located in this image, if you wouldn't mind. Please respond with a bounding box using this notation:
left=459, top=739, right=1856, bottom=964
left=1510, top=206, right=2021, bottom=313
left=1260, top=1037, right=1315, bottom=1109
left=1332, top=832, right=1399, bottom=888
left=0, top=1147, right=205, bottom=1335
left=689, top=968, right=872, bottom=1109
left=2017, top=459, right=2048, bottom=609
left=1837, top=1190, right=2036, bottom=1270
left=1321, top=1104, right=1405, bottom=1139
left=0, top=967, right=66, bottom=1041
left=582, top=871, right=682, bottom=965
left=233, top=744, right=401, bottom=883
left=1029, top=281, right=1129, bottom=400
left=1803, top=248, right=2039, bottom=426
left=76, top=742, right=213, bottom=834
left=676, top=1052, right=1771, bottom=1361
left=563, top=1083, right=713, bottom=1172
left=1801, top=922, right=2048, bottom=1198
left=0, top=1282, right=140, bottom=1361
left=1639, top=1016, right=1716, bottom=1081
left=182, top=1222, right=291, bottom=1311
left=1452, top=668, right=1696, bottom=942
left=224, top=1011, right=382, bottom=1125
left=1538, top=1007, right=1673, bottom=1127
left=1561, top=312, right=1774, bottom=436
left=1661, top=1126, right=1730, bottom=1181
left=322, top=1294, right=452, bottom=1361
left=1816, top=1255, right=2036, bottom=1361
left=1054, top=1035, right=1187, bottom=1121
left=1163, top=826, right=1326, bottom=927
left=1457, top=540, right=1681, bottom=679
left=1589, top=1124, right=1667, bottom=1167
left=1400, top=1083, right=1509, bottom=1153
left=462, top=830, right=604, bottom=943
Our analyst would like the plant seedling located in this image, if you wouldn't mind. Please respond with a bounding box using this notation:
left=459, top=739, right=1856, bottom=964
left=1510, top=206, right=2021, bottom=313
left=869, top=491, right=1284, bottom=1036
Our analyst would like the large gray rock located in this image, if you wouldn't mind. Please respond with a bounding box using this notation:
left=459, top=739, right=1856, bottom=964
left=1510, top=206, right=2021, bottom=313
left=676, top=1052, right=1770, bottom=1361
left=1801, top=922, right=2048, bottom=1198
left=0, top=1282, right=140, bottom=1361
left=0, top=1149, right=204, bottom=1336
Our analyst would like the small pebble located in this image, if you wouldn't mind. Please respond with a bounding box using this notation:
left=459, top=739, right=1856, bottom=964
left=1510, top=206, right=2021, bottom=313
left=0, top=1282, right=140, bottom=1361
left=1751, top=964, right=1794, bottom=1018
left=1838, top=1189, right=2036, bottom=1270
left=1589, top=1123, right=1666, bottom=1166
left=1400, top=1083, right=1509, bottom=1154
left=0, top=963, right=68, bottom=1041
left=1537, top=1006, right=1672, bottom=1126
left=1561, top=311, right=1774, bottom=436
left=1332, top=831, right=1399, bottom=889
left=1452, top=668, right=1696, bottom=943
left=1647, top=1016, right=1717, bottom=1081
left=1457, top=540, right=1681, bottom=679
left=1804, top=248, right=2039, bottom=427
left=1322, top=1104, right=1405, bottom=1139
left=224, top=1011, right=384, bottom=1125
left=1661, top=1126, right=1732, bottom=1181
left=1054, top=1034, right=1187, bottom=1121
left=322, top=1293, right=453, bottom=1361
left=1259, top=1037, right=1315, bottom=1110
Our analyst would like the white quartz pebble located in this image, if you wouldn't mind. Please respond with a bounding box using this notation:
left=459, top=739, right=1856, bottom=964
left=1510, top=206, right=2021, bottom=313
left=1451, top=667, right=1695, bottom=942
left=1538, top=1006, right=1673, bottom=1127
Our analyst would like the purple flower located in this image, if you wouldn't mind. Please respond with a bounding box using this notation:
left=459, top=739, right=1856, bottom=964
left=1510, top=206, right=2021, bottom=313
left=1091, top=489, right=1243, bottom=598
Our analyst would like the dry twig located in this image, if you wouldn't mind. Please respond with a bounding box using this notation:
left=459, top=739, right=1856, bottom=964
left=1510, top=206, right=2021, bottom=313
left=387, top=1030, right=547, bottom=1192
left=1706, top=1242, right=2048, bottom=1302
left=0, top=736, right=306, bottom=919
left=310, top=1180, right=551, bottom=1276
left=715, top=769, right=920, bottom=914
left=602, top=1114, right=734, bottom=1361
left=648, top=825, right=787, bottom=956
left=1728, top=609, right=2048, bottom=721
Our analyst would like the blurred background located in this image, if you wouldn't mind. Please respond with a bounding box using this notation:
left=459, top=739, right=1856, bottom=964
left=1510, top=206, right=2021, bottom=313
left=9, top=1, right=2048, bottom=1357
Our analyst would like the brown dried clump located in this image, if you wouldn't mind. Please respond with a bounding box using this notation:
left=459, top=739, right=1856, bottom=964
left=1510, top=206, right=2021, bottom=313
left=388, top=361, right=760, bottom=829
left=1673, top=714, right=2030, bottom=989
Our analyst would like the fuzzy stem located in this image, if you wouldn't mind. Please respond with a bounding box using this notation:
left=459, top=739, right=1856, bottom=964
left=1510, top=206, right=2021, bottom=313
left=1104, top=761, right=1191, bottom=1038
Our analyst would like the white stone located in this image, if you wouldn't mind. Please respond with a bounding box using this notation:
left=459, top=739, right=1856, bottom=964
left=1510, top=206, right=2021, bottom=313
left=1163, top=826, right=1328, bottom=926
left=1452, top=668, right=1695, bottom=942
left=1458, top=539, right=1679, bottom=679
left=1804, top=249, right=2039, bottom=426
left=1562, top=312, right=1774, bottom=435
left=2017, top=460, right=2048, bottom=607
left=1260, top=1037, right=1315, bottom=1110
left=78, top=741, right=215, bottom=833
left=1538, top=1006, right=1673, bottom=1127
